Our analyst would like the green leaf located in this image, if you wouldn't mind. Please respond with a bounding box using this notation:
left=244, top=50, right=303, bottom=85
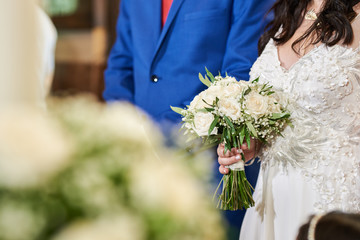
left=204, top=107, right=215, bottom=112
left=232, top=134, right=238, bottom=148
left=202, top=99, right=212, bottom=106
left=223, top=116, right=235, bottom=134
left=270, top=112, right=291, bottom=120
left=267, top=91, right=275, bottom=95
left=198, top=73, right=212, bottom=87
left=246, top=121, right=258, bottom=138
left=243, top=87, right=251, bottom=96
left=239, top=125, right=245, bottom=145
left=245, top=129, right=251, bottom=149
left=225, top=128, right=232, bottom=151
left=197, top=108, right=208, bottom=113
left=208, top=115, right=219, bottom=135
left=223, top=128, right=230, bottom=144
left=251, top=77, right=259, bottom=83
left=260, top=82, right=269, bottom=91
left=205, top=67, right=215, bottom=82
left=224, top=142, right=230, bottom=154
left=170, top=106, right=185, bottom=115
left=263, top=87, right=273, bottom=93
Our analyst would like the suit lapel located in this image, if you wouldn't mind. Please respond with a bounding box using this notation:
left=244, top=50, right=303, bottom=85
left=151, top=0, right=185, bottom=65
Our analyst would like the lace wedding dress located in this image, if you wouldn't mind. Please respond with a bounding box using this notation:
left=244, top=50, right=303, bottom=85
left=240, top=35, right=360, bottom=239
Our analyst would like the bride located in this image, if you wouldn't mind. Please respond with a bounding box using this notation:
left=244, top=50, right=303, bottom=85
left=217, top=0, right=360, bottom=239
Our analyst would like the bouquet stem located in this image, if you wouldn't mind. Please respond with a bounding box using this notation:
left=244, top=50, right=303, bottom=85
left=214, top=167, right=255, bottom=211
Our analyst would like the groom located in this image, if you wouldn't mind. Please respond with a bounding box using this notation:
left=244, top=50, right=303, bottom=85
left=103, top=0, right=273, bottom=238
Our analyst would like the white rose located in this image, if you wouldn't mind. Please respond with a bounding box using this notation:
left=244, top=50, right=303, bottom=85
left=244, top=92, right=270, bottom=117
left=189, top=89, right=218, bottom=110
left=189, top=95, right=207, bottom=110
left=193, top=112, right=217, bottom=136
left=218, top=98, right=242, bottom=121
left=205, top=85, right=222, bottom=96
left=222, top=83, right=244, bottom=98
left=237, top=80, right=248, bottom=87
left=268, top=96, right=282, bottom=113
left=271, top=91, right=287, bottom=105
left=272, top=91, right=290, bottom=110
left=188, top=95, right=201, bottom=110
left=217, top=76, right=237, bottom=86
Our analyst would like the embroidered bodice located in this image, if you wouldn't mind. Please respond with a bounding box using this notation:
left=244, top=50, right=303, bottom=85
left=250, top=39, right=360, bottom=212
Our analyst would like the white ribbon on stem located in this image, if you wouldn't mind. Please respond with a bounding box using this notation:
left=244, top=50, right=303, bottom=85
left=225, top=149, right=245, bottom=171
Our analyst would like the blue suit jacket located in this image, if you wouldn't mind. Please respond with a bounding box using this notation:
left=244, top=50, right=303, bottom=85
left=104, top=0, right=273, bottom=124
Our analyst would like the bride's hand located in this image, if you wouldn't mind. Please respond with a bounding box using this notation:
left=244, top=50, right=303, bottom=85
left=217, top=139, right=260, bottom=175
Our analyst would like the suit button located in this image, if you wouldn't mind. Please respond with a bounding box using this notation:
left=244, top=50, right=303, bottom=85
left=151, top=75, right=159, bottom=83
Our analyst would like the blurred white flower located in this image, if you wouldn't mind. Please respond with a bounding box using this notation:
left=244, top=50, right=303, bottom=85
left=62, top=162, right=119, bottom=213
left=0, top=97, right=225, bottom=240
left=0, top=107, right=70, bottom=188
left=52, top=215, right=143, bottom=240
left=0, top=201, right=45, bottom=240
left=100, top=103, right=163, bottom=147
left=130, top=159, right=206, bottom=219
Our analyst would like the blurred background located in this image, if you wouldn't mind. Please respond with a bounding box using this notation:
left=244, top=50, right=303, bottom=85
left=0, top=2, right=227, bottom=239
left=44, top=0, right=120, bottom=100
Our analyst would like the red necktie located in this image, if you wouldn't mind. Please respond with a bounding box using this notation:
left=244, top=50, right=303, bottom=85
left=162, top=0, right=173, bottom=27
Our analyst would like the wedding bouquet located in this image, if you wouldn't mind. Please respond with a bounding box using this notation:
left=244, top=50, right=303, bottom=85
left=172, top=69, right=291, bottom=210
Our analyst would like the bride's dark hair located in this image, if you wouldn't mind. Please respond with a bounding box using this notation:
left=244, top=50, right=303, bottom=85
left=258, top=0, right=360, bottom=55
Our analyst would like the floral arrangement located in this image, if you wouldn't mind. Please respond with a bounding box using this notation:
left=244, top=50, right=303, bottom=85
left=0, top=97, right=224, bottom=240
left=172, top=69, right=291, bottom=210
